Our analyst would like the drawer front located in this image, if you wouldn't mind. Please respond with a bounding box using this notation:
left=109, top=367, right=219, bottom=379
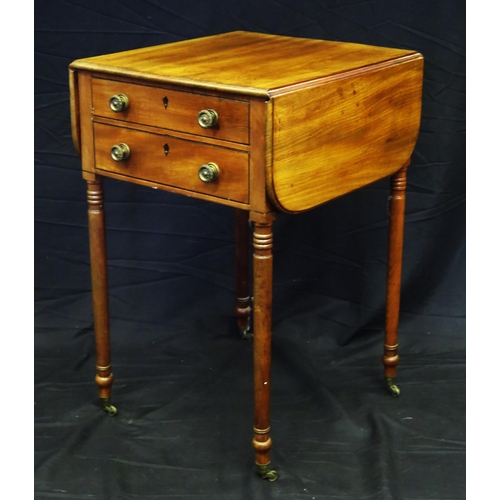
left=94, top=122, right=249, bottom=203
left=92, top=78, right=249, bottom=144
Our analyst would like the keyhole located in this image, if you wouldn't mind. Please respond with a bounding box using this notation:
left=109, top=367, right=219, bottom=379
left=163, top=143, right=169, bottom=155
left=163, top=96, right=169, bottom=109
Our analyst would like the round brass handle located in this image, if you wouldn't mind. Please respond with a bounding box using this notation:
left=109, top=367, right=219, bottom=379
left=198, top=162, right=220, bottom=183
left=110, top=143, right=131, bottom=162
left=109, top=93, right=129, bottom=112
left=197, top=109, right=218, bottom=128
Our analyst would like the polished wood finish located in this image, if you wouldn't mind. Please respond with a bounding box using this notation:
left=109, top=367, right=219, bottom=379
left=86, top=178, right=113, bottom=402
left=69, top=31, right=424, bottom=478
left=235, top=209, right=251, bottom=337
left=70, top=32, right=423, bottom=214
left=76, top=71, right=94, bottom=174
left=251, top=214, right=276, bottom=467
left=68, top=69, right=80, bottom=155
left=93, top=122, right=250, bottom=204
left=270, top=57, right=423, bottom=213
left=248, top=98, right=273, bottom=215
left=383, top=163, right=409, bottom=385
left=71, top=31, right=417, bottom=97
left=92, top=77, right=250, bottom=144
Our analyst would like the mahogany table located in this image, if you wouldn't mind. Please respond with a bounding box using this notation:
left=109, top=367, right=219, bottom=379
left=69, top=31, right=423, bottom=481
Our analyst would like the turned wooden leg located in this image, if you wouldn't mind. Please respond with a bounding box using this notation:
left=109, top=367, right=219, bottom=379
left=251, top=216, right=277, bottom=481
left=236, top=209, right=252, bottom=339
left=383, top=162, right=409, bottom=398
left=87, top=177, right=116, bottom=415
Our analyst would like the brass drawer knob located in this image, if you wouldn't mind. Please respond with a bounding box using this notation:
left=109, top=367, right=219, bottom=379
left=110, top=143, right=131, bottom=162
left=197, top=109, right=218, bottom=128
left=198, top=162, right=220, bottom=183
left=109, top=93, right=129, bottom=112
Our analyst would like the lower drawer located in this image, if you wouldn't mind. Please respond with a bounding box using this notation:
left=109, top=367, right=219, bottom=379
left=93, top=122, right=249, bottom=203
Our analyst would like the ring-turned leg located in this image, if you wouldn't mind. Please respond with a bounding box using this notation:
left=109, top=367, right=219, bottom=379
left=87, top=177, right=116, bottom=415
left=383, top=162, right=409, bottom=397
left=252, top=216, right=277, bottom=481
left=236, top=209, right=252, bottom=339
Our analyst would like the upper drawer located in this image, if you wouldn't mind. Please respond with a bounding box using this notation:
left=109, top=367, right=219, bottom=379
left=91, top=78, right=249, bottom=144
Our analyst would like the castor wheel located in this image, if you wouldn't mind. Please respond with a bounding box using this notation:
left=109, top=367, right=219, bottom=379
left=256, top=463, right=278, bottom=482
left=239, top=326, right=254, bottom=341
left=388, top=384, right=400, bottom=397
left=385, top=378, right=401, bottom=398
left=104, top=404, right=118, bottom=416
left=101, top=398, right=118, bottom=416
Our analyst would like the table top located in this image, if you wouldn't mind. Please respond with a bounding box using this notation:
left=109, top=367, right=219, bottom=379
left=70, top=31, right=419, bottom=97
left=70, top=31, right=423, bottom=214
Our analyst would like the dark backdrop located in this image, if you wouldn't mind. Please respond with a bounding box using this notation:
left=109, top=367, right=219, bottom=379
left=34, top=1, right=465, bottom=499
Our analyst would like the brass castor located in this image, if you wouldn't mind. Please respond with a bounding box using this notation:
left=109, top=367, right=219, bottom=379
left=101, top=398, right=118, bottom=416
left=256, top=463, right=278, bottom=482
left=386, top=378, right=401, bottom=398
left=239, top=326, right=254, bottom=341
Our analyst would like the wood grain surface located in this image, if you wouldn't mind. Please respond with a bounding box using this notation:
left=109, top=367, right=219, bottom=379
left=92, top=77, right=249, bottom=144
left=70, top=31, right=417, bottom=97
left=93, top=122, right=250, bottom=203
left=69, top=31, right=425, bottom=475
left=269, top=56, right=423, bottom=212
left=86, top=178, right=113, bottom=401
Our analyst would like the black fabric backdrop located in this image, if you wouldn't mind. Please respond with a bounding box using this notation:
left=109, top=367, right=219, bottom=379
left=34, top=1, right=465, bottom=499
